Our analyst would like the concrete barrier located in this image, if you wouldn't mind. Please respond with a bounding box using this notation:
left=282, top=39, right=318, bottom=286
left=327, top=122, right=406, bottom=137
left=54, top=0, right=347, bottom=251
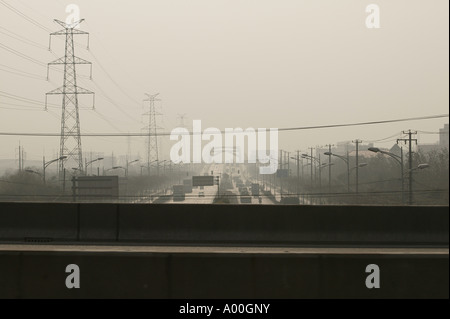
left=0, top=203, right=448, bottom=246
left=0, top=250, right=447, bottom=299
left=0, top=203, right=78, bottom=242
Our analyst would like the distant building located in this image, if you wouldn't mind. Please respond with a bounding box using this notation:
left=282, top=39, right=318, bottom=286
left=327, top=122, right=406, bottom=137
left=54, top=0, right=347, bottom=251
left=334, top=142, right=374, bottom=156
left=389, top=144, right=403, bottom=157
left=418, top=143, right=441, bottom=154
left=440, top=124, right=449, bottom=149
left=348, top=150, right=379, bottom=159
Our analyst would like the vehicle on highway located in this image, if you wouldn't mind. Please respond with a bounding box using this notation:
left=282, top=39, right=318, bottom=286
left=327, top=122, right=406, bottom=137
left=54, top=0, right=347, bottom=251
left=183, top=179, right=193, bottom=193
left=173, top=185, right=186, bottom=202
left=252, top=183, right=260, bottom=197
left=280, top=197, right=300, bottom=205
left=199, top=192, right=205, bottom=198
left=240, top=196, right=252, bottom=204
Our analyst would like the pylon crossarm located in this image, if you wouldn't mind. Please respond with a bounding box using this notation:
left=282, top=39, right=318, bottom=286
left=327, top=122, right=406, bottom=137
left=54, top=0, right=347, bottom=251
left=48, top=57, right=65, bottom=65
left=73, top=57, right=92, bottom=65
left=75, top=86, right=94, bottom=95
left=46, top=87, right=64, bottom=95
left=54, top=19, right=85, bottom=29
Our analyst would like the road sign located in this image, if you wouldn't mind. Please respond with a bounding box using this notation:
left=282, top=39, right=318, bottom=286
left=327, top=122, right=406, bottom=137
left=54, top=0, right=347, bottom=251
left=72, top=176, right=119, bottom=200
left=193, top=176, right=215, bottom=187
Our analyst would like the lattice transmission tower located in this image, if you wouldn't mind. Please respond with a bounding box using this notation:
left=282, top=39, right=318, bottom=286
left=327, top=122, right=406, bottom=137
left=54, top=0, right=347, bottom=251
left=143, top=93, right=162, bottom=176
left=46, top=19, right=94, bottom=176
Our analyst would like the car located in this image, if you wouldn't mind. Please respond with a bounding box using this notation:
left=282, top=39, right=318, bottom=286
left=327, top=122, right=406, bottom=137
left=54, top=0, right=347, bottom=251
left=240, top=196, right=252, bottom=204
left=199, top=192, right=205, bottom=198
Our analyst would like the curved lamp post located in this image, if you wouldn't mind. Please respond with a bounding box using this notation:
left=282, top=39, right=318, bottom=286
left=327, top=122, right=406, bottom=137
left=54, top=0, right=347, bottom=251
left=369, top=147, right=405, bottom=203
left=325, top=152, right=350, bottom=193
left=43, top=156, right=67, bottom=185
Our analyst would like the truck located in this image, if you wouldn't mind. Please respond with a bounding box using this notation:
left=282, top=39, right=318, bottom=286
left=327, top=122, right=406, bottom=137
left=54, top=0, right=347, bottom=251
left=251, top=183, right=260, bottom=197
left=173, top=185, right=186, bottom=202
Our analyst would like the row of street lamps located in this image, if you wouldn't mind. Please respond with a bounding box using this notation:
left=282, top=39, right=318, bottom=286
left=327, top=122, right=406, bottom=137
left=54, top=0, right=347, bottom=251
left=290, top=147, right=429, bottom=205
left=25, top=156, right=175, bottom=182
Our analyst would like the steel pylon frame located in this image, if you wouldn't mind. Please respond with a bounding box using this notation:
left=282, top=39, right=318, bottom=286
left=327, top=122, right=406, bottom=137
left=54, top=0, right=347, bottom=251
left=143, top=93, right=162, bottom=176
left=46, top=19, right=94, bottom=176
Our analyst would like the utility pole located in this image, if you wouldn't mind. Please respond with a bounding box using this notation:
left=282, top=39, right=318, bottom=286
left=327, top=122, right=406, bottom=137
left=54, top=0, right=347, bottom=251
left=21, top=147, right=25, bottom=171
left=398, top=130, right=418, bottom=205
left=286, top=152, right=290, bottom=195
left=279, top=150, right=283, bottom=198
left=309, top=148, right=314, bottom=189
left=143, top=93, right=162, bottom=176
left=326, top=144, right=334, bottom=193
left=353, top=140, right=362, bottom=194
left=18, top=142, right=22, bottom=172
left=177, top=114, right=188, bottom=128
left=296, top=151, right=300, bottom=198
left=46, top=19, right=94, bottom=178
left=317, top=150, right=322, bottom=190
left=127, top=135, right=131, bottom=165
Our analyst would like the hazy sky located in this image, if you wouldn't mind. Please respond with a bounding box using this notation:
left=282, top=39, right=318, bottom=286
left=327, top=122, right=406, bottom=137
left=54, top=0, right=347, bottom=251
left=0, top=0, right=448, bottom=164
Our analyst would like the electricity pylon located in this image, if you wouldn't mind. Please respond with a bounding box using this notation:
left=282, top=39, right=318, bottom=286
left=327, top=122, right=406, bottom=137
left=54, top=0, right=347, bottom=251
left=143, top=93, right=162, bottom=176
left=46, top=19, right=94, bottom=176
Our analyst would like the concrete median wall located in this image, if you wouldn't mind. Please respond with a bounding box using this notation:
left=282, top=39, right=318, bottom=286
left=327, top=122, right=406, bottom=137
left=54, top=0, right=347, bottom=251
left=0, top=203, right=448, bottom=246
left=0, top=251, right=448, bottom=299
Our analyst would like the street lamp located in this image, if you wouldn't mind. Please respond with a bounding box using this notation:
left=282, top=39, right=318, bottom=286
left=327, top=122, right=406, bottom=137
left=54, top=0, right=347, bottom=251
left=158, top=160, right=169, bottom=174
left=106, top=166, right=126, bottom=176
left=146, top=160, right=159, bottom=176
left=319, top=162, right=334, bottom=194
left=302, top=153, right=322, bottom=189
left=25, top=169, right=43, bottom=177
left=291, top=154, right=303, bottom=199
left=126, top=159, right=139, bottom=177
left=43, top=156, right=67, bottom=185
left=407, top=163, right=430, bottom=205
left=415, top=164, right=430, bottom=171
left=85, top=157, right=104, bottom=176
left=325, top=152, right=351, bottom=193
left=351, top=163, right=368, bottom=171
left=369, top=147, right=405, bottom=204
left=349, top=163, right=368, bottom=193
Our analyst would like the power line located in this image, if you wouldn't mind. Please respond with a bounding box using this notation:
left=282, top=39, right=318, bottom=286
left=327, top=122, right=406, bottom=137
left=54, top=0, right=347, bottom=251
left=0, top=113, right=446, bottom=137
left=0, top=42, right=48, bottom=67
left=0, top=105, right=46, bottom=111
left=0, top=0, right=53, bottom=33
left=0, top=26, right=49, bottom=50
left=364, top=132, right=403, bottom=143
left=0, top=90, right=59, bottom=108
left=89, top=50, right=142, bottom=108
left=0, top=66, right=45, bottom=81
left=84, top=21, right=147, bottom=93
left=418, top=130, right=448, bottom=135
left=277, top=114, right=449, bottom=133
left=0, top=44, right=74, bottom=77
left=89, top=79, right=141, bottom=123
